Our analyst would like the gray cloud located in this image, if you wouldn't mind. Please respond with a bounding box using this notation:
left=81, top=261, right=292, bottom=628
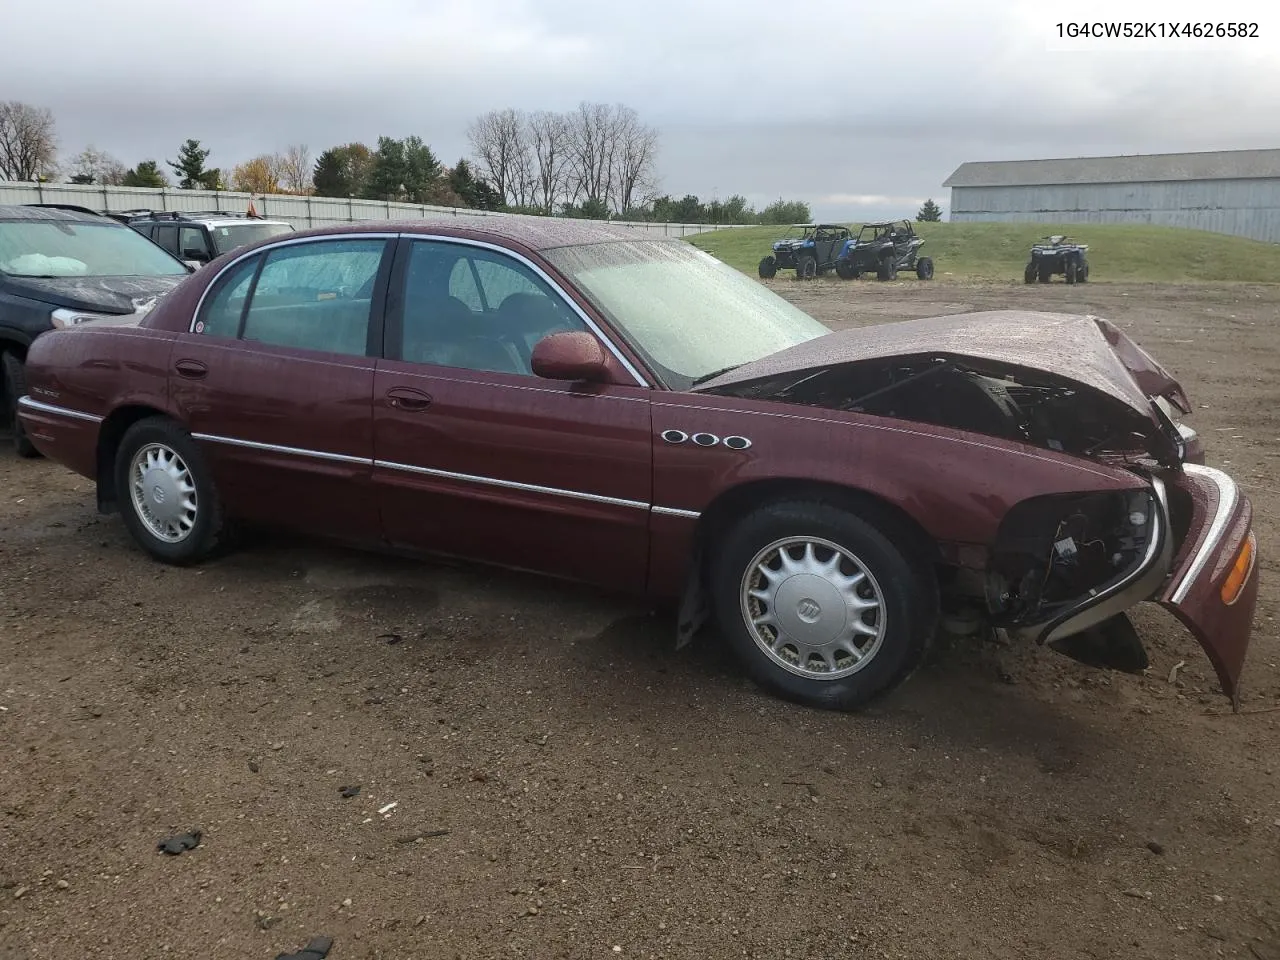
left=2, top=0, right=1276, bottom=222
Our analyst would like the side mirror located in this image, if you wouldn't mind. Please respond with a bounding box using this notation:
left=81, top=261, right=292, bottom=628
left=531, top=331, right=611, bottom=383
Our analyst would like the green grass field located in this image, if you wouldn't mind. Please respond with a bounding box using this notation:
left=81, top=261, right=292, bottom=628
left=687, top=221, right=1280, bottom=284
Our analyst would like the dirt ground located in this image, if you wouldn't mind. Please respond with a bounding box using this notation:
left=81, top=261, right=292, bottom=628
left=1, top=277, right=1277, bottom=960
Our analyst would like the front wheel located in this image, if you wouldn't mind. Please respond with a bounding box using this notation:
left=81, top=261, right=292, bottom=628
left=835, top=260, right=859, bottom=280
left=758, top=256, right=777, bottom=279
left=711, top=500, right=937, bottom=710
left=2, top=351, right=39, bottom=458
left=114, top=417, right=226, bottom=565
left=1077, top=260, right=1089, bottom=282
left=1024, top=262, right=1037, bottom=284
left=915, top=256, right=934, bottom=280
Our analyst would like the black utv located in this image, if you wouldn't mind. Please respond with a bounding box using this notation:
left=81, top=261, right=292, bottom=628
left=1025, top=235, right=1090, bottom=284
left=758, top=224, right=852, bottom=279
left=836, top=220, right=933, bottom=281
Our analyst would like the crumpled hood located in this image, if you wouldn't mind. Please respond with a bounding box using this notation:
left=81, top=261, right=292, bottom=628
left=4, top=274, right=185, bottom=315
left=696, top=310, right=1190, bottom=418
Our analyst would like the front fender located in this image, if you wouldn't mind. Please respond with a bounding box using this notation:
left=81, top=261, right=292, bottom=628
left=646, top=393, right=1148, bottom=597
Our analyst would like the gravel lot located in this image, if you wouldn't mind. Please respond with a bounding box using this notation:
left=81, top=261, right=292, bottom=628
left=1, top=278, right=1277, bottom=960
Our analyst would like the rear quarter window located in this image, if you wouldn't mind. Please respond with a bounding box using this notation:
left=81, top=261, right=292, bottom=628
left=194, top=254, right=260, bottom=337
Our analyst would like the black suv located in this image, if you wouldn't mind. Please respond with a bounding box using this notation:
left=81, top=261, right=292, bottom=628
left=109, top=210, right=294, bottom=266
left=0, top=204, right=192, bottom=456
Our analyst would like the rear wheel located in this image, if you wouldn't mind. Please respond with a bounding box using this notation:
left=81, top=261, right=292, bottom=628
left=2, top=351, right=38, bottom=458
left=1038, top=265, right=1052, bottom=283
left=758, top=256, right=777, bottom=279
left=1077, top=260, right=1089, bottom=282
left=795, top=255, right=817, bottom=280
left=114, top=417, right=226, bottom=565
left=1064, top=258, right=1077, bottom=284
left=876, top=256, right=898, bottom=281
left=915, top=256, right=934, bottom=280
left=711, top=500, right=937, bottom=710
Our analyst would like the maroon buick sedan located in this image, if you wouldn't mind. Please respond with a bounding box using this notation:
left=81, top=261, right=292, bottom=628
left=17, top=218, right=1258, bottom=711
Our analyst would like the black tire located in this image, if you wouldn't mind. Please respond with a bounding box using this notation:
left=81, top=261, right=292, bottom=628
left=2, top=351, right=39, bottom=458
left=835, top=260, right=859, bottom=280
left=757, top=256, right=777, bottom=279
left=1038, top=266, right=1051, bottom=283
left=1078, top=260, right=1089, bottom=282
left=915, top=256, right=934, bottom=280
left=114, top=416, right=226, bottom=565
left=710, top=500, right=938, bottom=711
left=795, top=255, right=817, bottom=280
left=877, top=256, right=898, bottom=281
left=1024, top=262, right=1037, bottom=284
left=1064, top=258, right=1077, bottom=284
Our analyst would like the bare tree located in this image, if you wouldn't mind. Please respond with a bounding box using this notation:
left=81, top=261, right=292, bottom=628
left=69, top=145, right=128, bottom=185
left=528, top=110, right=570, bottom=214
left=467, top=108, right=531, bottom=205
left=610, top=106, right=659, bottom=215
left=0, top=101, right=57, bottom=181
left=278, top=144, right=312, bottom=194
left=565, top=102, right=617, bottom=209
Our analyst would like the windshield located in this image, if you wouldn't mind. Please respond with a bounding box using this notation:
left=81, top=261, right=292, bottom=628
left=0, top=220, right=188, bottom=278
left=210, top=222, right=295, bottom=255
left=543, top=240, right=830, bottom=389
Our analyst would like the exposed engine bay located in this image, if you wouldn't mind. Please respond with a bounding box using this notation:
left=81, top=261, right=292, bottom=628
left=984, top=488, right=1159, bottom=629
left=708, top=355, right=1178, bottom=465
left=707, top=354, right=1188, bottom=671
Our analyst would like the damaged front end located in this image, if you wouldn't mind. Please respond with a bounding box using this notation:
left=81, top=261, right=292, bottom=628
left=699, top=311, right=1258, bottom=703
left=985, top=483, right=1172, bottom=672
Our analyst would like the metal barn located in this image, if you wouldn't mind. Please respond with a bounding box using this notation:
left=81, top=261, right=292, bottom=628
left=943, top=148, right=1280, bottom=243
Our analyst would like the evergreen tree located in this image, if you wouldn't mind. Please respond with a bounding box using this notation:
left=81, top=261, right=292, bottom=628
left=313, top=148, right=348, bottom=197
left=448, top=159, right=503, bottom=210
left=916, top=198, right=942, bottom=222
left=169, top=139, right=212, bottom=189
left=122, top=160, right=168, bottom=188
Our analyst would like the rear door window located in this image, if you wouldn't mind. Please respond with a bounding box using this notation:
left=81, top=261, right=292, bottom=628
left=239, top=239, right=388, bottom=357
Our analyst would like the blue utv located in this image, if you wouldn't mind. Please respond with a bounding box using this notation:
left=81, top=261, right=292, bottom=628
left=758, top=224, right=853, bottom=280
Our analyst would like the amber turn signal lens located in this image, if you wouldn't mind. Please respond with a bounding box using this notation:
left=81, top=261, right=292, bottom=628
left=1221, top=532, right=1256, bottom=606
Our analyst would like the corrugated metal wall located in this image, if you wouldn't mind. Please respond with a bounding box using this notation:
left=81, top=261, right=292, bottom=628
left=0, top=181, right=748, bottom=239
left=948, top=178, right=1280, bottom=243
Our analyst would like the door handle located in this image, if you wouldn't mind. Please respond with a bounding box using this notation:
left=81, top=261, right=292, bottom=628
left=174, top=359, right=208, bottom=379
left=386, top=386, right=432, bottom=411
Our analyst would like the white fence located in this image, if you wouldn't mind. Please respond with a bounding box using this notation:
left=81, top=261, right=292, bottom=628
left=0, top=180, right=749, bottom=239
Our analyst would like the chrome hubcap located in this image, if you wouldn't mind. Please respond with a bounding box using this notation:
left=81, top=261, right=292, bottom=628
left=740, top=536, right=886, bottom=680
left=129, top=443, right=198, bottom=543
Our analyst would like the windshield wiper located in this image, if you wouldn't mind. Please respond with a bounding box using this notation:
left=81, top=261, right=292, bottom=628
left=691, top=363, right=744, bottom=386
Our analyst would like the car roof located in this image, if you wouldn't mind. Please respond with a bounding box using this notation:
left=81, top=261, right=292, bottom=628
left=125, top=211, right=291, bottom=226
left=273, top=215, right=666, bottom=253
left=0, top=204, right=116, bottom=224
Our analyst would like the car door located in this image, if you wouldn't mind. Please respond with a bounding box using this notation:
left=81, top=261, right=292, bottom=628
left=371, top=237, right=654, bottom=590
left=170, top=235, right=395, bottom=543
left=154, top=224, right=180, bottom=257
left=178, top=225, right=213, bottom=264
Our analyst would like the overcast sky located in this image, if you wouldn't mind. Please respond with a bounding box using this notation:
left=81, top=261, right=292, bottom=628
left=3, top=0, right=1277, bottom=221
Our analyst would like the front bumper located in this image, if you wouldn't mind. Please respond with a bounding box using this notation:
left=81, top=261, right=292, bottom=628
left=1008, top=464, right=1258, bottom=705
left=1157, top=464, right=1258, bottom=708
